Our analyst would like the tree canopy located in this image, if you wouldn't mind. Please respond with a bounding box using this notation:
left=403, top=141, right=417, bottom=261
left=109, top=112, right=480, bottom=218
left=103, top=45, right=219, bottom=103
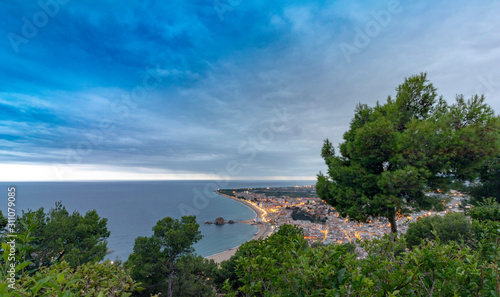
left=125, top=215, right=203, bottom=297
left=0, top=211, right=6, bottom=231
left=317, top=73, right=500, bottom=233
left=467, top=155, right=500, bottom=204
left=10, top=202, right=110, bottom=269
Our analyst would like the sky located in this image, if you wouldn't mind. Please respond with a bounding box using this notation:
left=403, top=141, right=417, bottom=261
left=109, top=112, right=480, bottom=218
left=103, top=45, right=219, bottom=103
left=1, top=0, right=499, bottom=181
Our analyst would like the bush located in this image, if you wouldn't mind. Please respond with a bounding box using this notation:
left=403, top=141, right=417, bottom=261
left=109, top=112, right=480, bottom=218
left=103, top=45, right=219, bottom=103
left=226, top=224, right=500, bottom=296
left=1, top=260, right=141, bottom=296
left=469, top=197, right=500, bottom=221
left=405, top=212, right=473, bottom=248
left=224, top=224, right=354, bottom=296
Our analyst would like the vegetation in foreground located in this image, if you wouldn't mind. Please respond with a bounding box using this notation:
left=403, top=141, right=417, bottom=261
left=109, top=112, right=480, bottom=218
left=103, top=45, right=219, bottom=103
left=4, top=205, right=500, bottom=296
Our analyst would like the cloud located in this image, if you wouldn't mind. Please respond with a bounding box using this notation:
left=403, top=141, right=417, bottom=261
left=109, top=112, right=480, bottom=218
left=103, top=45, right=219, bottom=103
left=1, top=0, right=500, bottom=181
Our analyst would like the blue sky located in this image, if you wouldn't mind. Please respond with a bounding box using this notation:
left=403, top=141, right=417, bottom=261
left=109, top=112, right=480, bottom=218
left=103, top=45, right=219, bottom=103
left=1, top=0, right=499, bottom=181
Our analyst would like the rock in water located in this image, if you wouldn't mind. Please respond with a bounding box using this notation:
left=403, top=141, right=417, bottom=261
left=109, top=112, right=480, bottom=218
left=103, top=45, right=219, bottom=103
left=214, top=217, right=226, bottom=225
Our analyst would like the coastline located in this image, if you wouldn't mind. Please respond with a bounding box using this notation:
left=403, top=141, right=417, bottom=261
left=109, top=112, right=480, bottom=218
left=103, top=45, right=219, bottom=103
left=205, top=193, right=273, bottom=263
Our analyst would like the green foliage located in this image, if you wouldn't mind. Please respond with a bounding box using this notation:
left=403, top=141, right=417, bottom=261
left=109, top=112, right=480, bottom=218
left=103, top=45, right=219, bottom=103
left=126, top=235, right=164, bottom=291
left=468, top=155, right=500, bottom=204
left=224, top=224, right=355, bottom=296
left=0, top=210, right=7, bottom=231
left=13, top=212, right=42, bottom=272
left=15, top=202, right=110, bottom=269
left=0, top=242, right=31, bottom=293
left=341, top=242, right=356, bottom=254
left=317, top=73, right=500, bottom=233
left=472, top=219, right=500, bottom=262
left=1, top=208, right=498, bottom=296
left=152, top=216, right=202, bottom=258
left=0, top=260, right=141, bottom=296
left=125, top=215, right=203, bottom=297
left=1, top=211, right=40, bottom=279
left=469, top=197, right=500, bottom=222
left=227, top=223, right=500, bottom=296
left=405, top=212, right=473, bottom=248
left=172, top=255, right=218, bottom=297
left=215, top=225, right=309, bottom=294
left=214, top=249, right=244, bottom=293
left=0, top=202, right=147, bottom=296
left=357, top=234, right=499, bottom=296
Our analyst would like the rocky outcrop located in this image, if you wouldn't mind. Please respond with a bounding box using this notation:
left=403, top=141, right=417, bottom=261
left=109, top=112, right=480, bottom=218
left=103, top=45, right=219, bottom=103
left=206, top=217, right=236, bottom=225
left=214, top=217, right=226, bottom=225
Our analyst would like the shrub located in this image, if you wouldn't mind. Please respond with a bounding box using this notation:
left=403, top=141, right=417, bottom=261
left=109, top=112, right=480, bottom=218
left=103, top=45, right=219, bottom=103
left=469, top=197, right=500, bottom=222
left=405, top=212, right=473, bottom=248
left=1, top=260, right=141, bottom=296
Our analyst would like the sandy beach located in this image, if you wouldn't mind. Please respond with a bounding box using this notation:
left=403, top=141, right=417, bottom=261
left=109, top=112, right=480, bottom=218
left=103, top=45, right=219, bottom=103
left=205, top=194, right=274, bottom=263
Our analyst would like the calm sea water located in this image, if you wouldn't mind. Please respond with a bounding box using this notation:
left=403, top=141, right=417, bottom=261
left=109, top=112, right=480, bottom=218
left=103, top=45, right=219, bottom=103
left=0, top=180, right=312, bottom=261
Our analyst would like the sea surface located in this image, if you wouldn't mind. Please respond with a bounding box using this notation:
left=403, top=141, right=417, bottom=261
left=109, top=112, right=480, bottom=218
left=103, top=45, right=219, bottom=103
left=0, top=180, right=312, bottom=261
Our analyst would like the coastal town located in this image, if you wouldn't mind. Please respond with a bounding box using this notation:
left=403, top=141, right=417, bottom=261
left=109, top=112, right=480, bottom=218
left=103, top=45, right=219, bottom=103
left=217, top=186, right=467, bottom=246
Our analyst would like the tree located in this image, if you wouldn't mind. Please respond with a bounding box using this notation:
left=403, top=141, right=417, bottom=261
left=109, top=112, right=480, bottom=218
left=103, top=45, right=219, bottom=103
left=172, top=255, right=218, bottom=297
left=17, top=202, right=110, bottom=269
left=0, top=211, right=6, bottom=231
left=125, top=216, right=203, bottom=297
left=317, top=73, right=499, bottom=233
left=468, top=155, right=500, bottom=204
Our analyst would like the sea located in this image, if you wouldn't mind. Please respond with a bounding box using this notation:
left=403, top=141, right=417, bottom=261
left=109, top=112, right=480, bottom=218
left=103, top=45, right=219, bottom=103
left=0, top=180, right=312, bottom=262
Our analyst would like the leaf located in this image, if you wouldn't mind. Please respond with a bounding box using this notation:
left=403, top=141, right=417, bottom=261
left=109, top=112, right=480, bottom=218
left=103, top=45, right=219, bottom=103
left=43, top=281, right=59, bottom=289
left=2, top=243, right=11, bottom=263
left=337, top=268, right=346, bottom=285
left=15, top=261, right=31, bottom=272
left=57, top=272, right=65, bottom=284
left=30, top=275, right=54, bottom=295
